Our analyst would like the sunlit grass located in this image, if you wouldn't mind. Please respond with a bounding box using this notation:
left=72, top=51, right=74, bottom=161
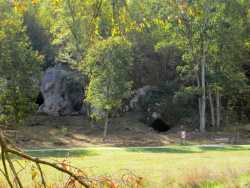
left=2, top=145, right=250, bottom=187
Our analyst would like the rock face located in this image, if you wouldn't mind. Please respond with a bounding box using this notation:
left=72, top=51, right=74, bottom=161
left=38, top=64, right=85, bottom=116
left=129, top=85, right=164, bottom=123
left=129, top=85, right=157, bottom=110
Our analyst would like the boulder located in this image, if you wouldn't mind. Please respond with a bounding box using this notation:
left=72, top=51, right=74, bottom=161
left=129, top=85, right=158, bottom=110
left=128, top=86, right=166, bottom=124
left=38, top=64, right=85, bottom=116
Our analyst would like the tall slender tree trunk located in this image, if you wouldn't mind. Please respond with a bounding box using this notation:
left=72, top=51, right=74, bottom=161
left=225, top=100, right=229, bottom=126
left=196, top=73, right=202, bottom=129
left=198, top=97, right=202, bottom=123
left=208, top=88, right=215, bottom=127
left=200, top=43, right=207, bottom=133
left=216, top=89, right=221, bottom=128
left=103, top=112, right=109, bottom=139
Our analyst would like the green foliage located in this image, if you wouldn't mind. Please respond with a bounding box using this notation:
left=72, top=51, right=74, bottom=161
left=49, top=0, right=101, bottom=65
left=84, top=36, right=133, bottom=119
left=24, top=12, right=56, bottom=69
left=0, top=0, right=250, bottom=127
left=154, top=0, right=250, bottom=126
left=0, top=2, right=42, bottom=124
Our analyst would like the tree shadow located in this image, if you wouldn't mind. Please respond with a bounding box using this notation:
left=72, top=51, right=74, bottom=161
left=126, top=145, right=250, bottom=154
left=198, top=145, right=250, bottom=152
left=9, top=145, right=250, bottom=159
left=22, top=149, right=99, bottom=158
left=126, top=147, right=201, bottom=154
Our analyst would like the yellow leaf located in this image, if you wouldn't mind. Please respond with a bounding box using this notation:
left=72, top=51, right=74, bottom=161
left=32, top=0, right=39, bottom=5
left=31, top=168, right=38, bottom=180
left=188, top=8, right=193, bottom=16
left=178, top=19, right=182, bottom=25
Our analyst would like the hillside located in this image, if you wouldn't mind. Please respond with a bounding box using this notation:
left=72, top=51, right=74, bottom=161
left=3, top=113, right=250, bottom=149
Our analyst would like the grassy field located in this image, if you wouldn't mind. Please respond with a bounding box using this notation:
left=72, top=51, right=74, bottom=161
left=3, top=145, right=250, bottom=187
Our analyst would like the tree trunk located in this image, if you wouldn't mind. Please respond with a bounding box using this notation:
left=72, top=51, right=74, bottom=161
left=103, top=113, right=109, bottom=139
left=216, top=89, right=221, bottom=128
left=198, top=97, right=202, bottom=124
left=200, top=44, right=207, bottom=133
left=196, top=73, right=202, bottom=130
left=208, top=88, right=215, bottom=127
left=225, top=100, right=229, bottom=126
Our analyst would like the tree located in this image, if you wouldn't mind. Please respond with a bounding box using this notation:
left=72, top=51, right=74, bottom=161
left=205, top=0, right=248, bottom=128
left=84, top=37, right=133, bottom=138
left=47, top=0, right=102, bottom=66
left=155, top=0, right=233, bottom=132
left=0, top=1, right=42, bottom=124
left=23, top=11, right=56, bottom=69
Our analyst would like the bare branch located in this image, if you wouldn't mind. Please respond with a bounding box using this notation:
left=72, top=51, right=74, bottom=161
left=1, top=148, right=13, bottom=188
left=36, top=162, right=47, bottom=188
left=5, top=152, right=23, bottom=188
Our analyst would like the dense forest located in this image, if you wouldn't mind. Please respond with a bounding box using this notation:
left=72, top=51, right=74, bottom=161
left=1, top=1, right=250, bottom=188
left=0, top=0, right=250, bottom=136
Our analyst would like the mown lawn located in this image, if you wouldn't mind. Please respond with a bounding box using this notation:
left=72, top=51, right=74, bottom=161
left=3, top=145, right=250, bottom=187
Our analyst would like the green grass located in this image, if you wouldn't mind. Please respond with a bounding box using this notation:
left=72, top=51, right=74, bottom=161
left=4, top=145, right=250, bottom=187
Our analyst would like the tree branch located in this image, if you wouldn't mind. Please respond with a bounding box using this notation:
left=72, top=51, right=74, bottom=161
left=5, top=152, right=23, bottom=188
left=0, top=131, right=90, bottom=188
left=36, top=162, right=47, bottom=188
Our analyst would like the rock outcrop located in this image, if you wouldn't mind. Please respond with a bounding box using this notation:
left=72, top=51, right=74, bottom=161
left=38, top=64, right=85, bottom=116
left=129, top=85, right=164, bottom=123
left=129, top=85, right=157, bottom=110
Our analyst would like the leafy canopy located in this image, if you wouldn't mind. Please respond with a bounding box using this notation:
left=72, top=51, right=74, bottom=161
left=0, top=1, right=42, bottom=123
left=84, top=36, right=133, bottom=118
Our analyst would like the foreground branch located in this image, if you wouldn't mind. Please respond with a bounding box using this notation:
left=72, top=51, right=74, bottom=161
left=0, top=130, right=143, bottom=188
left=0, top=131, right=90, bottom=188
left=36, top=162, right=46, bottom=188
left=1, top=149, right=13, bottom=188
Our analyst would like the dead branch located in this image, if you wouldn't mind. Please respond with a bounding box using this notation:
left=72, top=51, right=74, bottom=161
left=1, top=149, right=13, bottom=188
left=5, top=152, right=23, bottom=188
left=0, top=130, right=90, bottom=188
left=0, top=130, right=143, bottom=188
left=35, top=162, right=46, bottom=188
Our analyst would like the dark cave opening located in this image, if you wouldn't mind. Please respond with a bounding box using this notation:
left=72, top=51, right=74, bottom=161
left=36, top=92, right=44, bottom=106
left=150, top=118, right=170, bottom=132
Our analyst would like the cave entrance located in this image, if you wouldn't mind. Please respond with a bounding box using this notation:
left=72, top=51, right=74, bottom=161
left=36, top=92, right=44, bottom=106
left=150, top=118, right=170, bottom=132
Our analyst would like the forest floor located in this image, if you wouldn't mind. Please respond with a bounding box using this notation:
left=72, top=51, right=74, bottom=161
left=4, top=112, right=250, bottom=149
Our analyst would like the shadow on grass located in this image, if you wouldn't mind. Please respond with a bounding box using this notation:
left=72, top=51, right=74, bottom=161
left=126, top=147, right=201, bottom=154
left=198, top=145, right=250, bottom=152
left=23, top=149, right=99, bottom=158
left=8, top=145, right=250, bottom=158
left=126, top=145, right=250, bottom=154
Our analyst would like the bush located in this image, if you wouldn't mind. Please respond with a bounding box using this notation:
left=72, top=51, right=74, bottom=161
left=0, top=4, right=42, bottom=124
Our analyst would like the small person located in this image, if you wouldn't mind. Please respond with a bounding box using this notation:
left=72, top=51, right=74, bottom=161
left=180, top=126, right=186, bottom=145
